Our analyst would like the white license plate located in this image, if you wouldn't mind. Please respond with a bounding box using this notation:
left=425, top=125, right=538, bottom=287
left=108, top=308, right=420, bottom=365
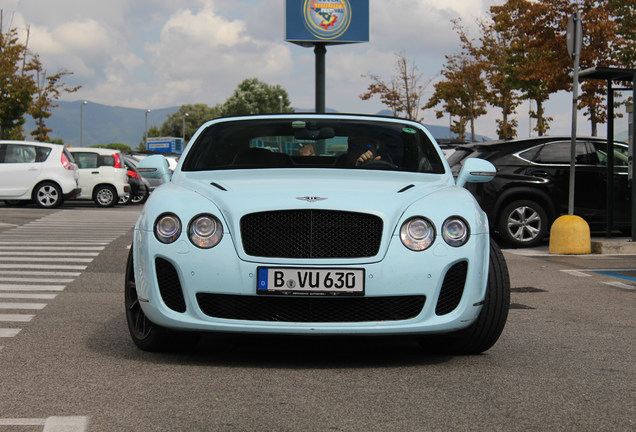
left=257, top=267, right=365, bottom=296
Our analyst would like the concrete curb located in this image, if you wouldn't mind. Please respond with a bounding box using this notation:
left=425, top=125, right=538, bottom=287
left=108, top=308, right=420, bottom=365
left=591, top=237, right=636, bottom=254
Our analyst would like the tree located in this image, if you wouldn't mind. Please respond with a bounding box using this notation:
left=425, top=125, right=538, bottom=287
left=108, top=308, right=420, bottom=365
left=490, top=0, right=571, bottom=136
left=29, top=55, right=80, bottom=141
left=159, top=104, right=221, bottom=143
left=1, top=14, right=81, bottom=141
left=424, top=30, right=488, bottom=142
left=138, top=125, right=161, bottom=151
left=0, top=25, right=36, bottom=139
left=360, top=53, right=433, bottom=121
left=219, top=78, right=294, bottom=117
left=471, top=18, right=522, bottom=139
left=577, top=0, right=635, bottom=136
left=99, top=143, right=131, bottom=152
left=609, top=0, right=636, bottom=66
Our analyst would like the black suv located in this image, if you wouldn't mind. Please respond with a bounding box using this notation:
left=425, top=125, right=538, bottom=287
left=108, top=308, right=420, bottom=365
left=447, top=136, right=631, bottom=247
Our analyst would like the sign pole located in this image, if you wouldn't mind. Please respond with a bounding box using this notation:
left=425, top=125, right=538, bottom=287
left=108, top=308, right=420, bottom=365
left=631, top=73, right=635, bottom=242
left=567, top=10, right=582, bottom=215
left=314, top=43, right=326, bottom=113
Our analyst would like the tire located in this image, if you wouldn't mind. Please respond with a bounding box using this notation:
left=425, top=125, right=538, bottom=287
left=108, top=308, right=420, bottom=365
left=497, top=199, right=548, bottom=247
left=118, top=193, right=131, bottom=205
left=124, top=246, right=199, bottom=352
left=94, top=185, right=117, bottom=207
left=130, top=192, right=148, bottom=205
left=125, top=246, right=172, bottom=351
left=418, top=238, right=510, bottom=355
left=33, top=182, right=63, bottom=208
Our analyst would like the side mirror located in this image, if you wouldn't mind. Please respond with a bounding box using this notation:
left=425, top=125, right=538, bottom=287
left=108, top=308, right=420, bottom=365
left=456, top=158, right=496, bottom=188
left=137, top=155, right=171, bottom=184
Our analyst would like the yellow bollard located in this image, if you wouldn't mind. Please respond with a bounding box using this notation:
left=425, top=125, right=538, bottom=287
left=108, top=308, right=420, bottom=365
left=549, top=215, right=591, bottom=254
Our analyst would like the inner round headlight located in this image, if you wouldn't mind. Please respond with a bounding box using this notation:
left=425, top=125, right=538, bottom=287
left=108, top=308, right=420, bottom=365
left=188, top=214, right=223, bottom=249
left=442, top=217, right=470, bottom=247
left=154, top=213, right=181, bottom=244
left=400, top=217, right=435, bottom=251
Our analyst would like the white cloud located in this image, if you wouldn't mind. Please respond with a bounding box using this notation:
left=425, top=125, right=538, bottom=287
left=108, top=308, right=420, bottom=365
left=143, top=1, right=293, bottom=106
left=0, top=0, right=597, bottom=139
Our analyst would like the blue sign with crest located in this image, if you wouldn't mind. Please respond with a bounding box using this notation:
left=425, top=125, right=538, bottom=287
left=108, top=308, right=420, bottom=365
left=285, top=0, right=369, bottom=45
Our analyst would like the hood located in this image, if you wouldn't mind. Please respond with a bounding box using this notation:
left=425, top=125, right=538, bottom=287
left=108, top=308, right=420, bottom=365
left=173, top=168, right=454, bottom=231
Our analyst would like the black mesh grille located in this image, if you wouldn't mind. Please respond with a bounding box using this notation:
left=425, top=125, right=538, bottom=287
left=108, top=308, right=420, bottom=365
left=196, top=294, right=425, bottom=323
left=435, top=261, right=468, bottom=315
left=155, top=257, right=186, bottom=313
left=240, top=210, right=383, bottom=258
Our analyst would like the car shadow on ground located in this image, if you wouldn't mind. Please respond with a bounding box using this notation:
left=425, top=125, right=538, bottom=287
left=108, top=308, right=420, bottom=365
left=91, top=316, right=455, bottom=368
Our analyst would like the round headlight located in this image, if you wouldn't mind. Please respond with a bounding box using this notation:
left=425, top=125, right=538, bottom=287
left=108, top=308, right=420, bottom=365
left=188, top=214, right=223, bottom=249
left=442, top=217, right=470, bottom=247
left=400, top=217, right=435, bottom=251
left=154, top=213, right=181, bottom=244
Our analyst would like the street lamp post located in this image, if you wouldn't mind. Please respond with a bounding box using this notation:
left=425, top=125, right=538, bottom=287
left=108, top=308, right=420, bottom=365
left=278, top=95, right=283, bottom=113
left=182, top=113, right=189, bottom=143
left=145, top=109, right=151, bottom=148
left=80, top=100, right=87, bottom=146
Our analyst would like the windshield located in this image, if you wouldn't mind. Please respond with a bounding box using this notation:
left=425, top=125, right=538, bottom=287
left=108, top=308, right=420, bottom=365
left=181, top=118, right=445, bottom=174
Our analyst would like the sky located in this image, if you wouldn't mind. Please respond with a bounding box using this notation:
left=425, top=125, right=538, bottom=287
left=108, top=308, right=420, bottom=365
left=0, top=0, right=630, bottom=139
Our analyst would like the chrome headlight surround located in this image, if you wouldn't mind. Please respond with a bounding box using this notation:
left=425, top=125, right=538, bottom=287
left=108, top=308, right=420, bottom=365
left=188, top=213, right=223, bottom=249
left=400, top=217, right=436, bottom=251
left=154, top=213, right=182, bottom=244
left=442, top=216, right=470, bottom=247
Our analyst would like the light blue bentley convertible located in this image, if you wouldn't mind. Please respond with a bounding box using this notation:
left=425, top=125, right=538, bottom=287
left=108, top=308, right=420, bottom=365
left=126, top=114, right=509, bottom=354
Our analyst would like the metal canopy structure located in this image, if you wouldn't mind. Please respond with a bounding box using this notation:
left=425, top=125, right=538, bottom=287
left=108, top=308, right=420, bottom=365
left=579, top=66, right=636, bottom=240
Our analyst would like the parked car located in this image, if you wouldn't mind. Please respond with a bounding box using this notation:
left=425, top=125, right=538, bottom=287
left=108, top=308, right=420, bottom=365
left=126, top=152, right=179, bottom=192
left=125, top=113, right=510, bottom=355
left=0, top=140, right=80, bottom=208
left=68, top=147, right=130, bottom=207
left=119, top=156, right=150, bottom=205
left=447, top=136, right=631, bottom=247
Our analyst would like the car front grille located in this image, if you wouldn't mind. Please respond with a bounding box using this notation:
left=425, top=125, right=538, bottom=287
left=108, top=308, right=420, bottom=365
left=196, top=293, right=426, bottom=323
left=155, top=257, right=186, bottom=313
left=435, top=261, right=468, bottom=315
left=240, top=210, right=383, bottom=258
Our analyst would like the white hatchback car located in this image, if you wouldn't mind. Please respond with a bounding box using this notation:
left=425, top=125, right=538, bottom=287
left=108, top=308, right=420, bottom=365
left=68, top=147, right=130, bottom=207
left=0, top=140, right=80, bottom=208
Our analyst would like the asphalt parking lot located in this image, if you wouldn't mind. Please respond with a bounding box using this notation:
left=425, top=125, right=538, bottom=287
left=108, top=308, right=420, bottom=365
left=0, top=203, right=634, bottom=431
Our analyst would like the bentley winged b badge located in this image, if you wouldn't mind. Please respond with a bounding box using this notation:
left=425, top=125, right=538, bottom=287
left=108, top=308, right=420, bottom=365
left=296, top=196, right=328, bottom=203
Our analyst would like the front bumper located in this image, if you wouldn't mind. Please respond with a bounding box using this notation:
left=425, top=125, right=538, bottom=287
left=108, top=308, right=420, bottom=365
left=133, top=229, right=490, bottom=336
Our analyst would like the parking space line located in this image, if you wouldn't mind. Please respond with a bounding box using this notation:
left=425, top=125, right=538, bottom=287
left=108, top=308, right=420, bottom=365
left=0, top=264, right=87, bottom=270
left=0, top=271, right=81, bottom=277
left=0, top=285, right=65, bottom=291
left=0, top=252, right=100, bottom=257
left=0, top=416, right=90, bottom=431
left=603, top=281, right=636, bottom=291
left=561, top=268, right=636, bottom=290
left=0, top=314, right=35, bottom=322
left=593, top=270, right=636, bottom=282
left=0, top=257, right=94, bottom=263
left=561, top=270, right=591, bottom=277
left=0, top=328, right=21, bottom=337
left=0, top=277, right=74, bottom=283
left=0, top=244, right=106, bottom=249
left=0, top=302, right=47, bottom=310
left=0, top=293, right=57, bottom=299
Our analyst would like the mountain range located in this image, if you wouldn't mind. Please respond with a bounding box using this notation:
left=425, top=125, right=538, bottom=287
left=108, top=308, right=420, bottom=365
left=22, top=100, right=488, bottom=148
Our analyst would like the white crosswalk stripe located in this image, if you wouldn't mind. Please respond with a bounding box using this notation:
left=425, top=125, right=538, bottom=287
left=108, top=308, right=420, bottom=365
left=0, top=209, right=138, bottom=348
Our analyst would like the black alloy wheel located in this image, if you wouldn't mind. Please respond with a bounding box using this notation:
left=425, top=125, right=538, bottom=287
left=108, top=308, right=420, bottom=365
left=497, top=200, right=549, bottom=248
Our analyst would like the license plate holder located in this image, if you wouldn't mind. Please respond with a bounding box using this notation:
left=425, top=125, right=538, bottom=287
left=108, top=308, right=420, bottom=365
left=257, top=267, right=365, bottom=296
